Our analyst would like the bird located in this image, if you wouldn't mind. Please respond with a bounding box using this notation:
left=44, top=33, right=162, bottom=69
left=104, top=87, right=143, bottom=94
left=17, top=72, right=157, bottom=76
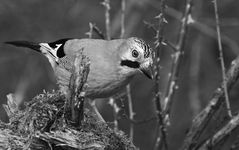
left=5, top=37, right=153, bottom=99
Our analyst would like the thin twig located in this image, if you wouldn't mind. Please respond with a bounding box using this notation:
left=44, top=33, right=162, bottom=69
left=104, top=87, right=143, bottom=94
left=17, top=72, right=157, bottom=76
left=126, top=85, right=135, bottom=139
left=144, top=20, right=157, bottom=32
left=86, top=23, right=93, bottom=39
left=146, top=1, right=239, bottom=55
left=144, top=21, right=177, bottom=52
left=164, top=39, right=177, bottom=52
left=163, top=0, right=194, bottom=122
left=163, top=6, right=239, bottom=56
left=153, top=0, right=168, bottom=150
left=86, top=22, right=105, bottom=39
left=213, top=0, right=232, bottom=118
left=180, top=55, right=239, bottom=150
left=108, top=97, right=120, bottom=130
left=120, top=0, right=126, bottom=39
left=101, top=0, right=111, bottom=40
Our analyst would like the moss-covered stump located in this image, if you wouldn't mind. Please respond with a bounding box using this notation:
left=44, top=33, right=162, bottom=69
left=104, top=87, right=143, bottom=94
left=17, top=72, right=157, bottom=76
left=0, top=91, right=136, bottom=150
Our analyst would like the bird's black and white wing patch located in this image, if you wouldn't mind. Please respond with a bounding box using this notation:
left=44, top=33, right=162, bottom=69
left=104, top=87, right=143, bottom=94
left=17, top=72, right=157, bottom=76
left=38, top=38, right=72, bottom=68
left=48, top=38, right=71, bottom=58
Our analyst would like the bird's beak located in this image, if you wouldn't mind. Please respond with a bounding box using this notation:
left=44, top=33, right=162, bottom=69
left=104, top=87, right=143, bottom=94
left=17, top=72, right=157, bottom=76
left=140, top=67, right=153, bottom=79
left=139, top=58, right=153, bottom=79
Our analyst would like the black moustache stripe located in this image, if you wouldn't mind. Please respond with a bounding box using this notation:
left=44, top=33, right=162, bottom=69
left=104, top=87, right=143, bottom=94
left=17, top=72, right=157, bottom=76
left=120, top=60, right=140, bottom=68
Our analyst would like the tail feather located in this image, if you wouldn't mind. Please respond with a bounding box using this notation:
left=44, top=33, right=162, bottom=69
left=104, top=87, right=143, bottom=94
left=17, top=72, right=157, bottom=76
left=5, top=41, right=41, bottom=52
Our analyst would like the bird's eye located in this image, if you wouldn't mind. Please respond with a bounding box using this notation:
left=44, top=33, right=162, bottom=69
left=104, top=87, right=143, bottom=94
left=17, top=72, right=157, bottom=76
left=132, top=50, right=139, bottom=58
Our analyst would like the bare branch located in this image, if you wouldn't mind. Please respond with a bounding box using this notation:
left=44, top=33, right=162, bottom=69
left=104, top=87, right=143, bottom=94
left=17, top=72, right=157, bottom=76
left=163, top=0, right=194, bottom=122
left=198, top=113, right=239, bottom=150
left=163, top=5, right=239, bottom=56
left=144, top=21, right=177, bottom=52
left=181, top=55, right=239, bottom=150
left=213, top=0, right=232, bottom=118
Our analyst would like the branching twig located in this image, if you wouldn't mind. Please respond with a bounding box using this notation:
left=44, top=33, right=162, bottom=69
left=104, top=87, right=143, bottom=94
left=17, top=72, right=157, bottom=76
left=86, top=22, right=105, bottom=39
left=181, top=55, right=239, bottom=150
left=153, top=0, right=168, bottom=150
left=144, top=21, right=157, bottom=32
left=163, top=6, right=239, bottom=56
left=163, top=0, right=194, bottom=122
left=147, top=1, right=239, bottom=56
left=144, top=21, right=177, bottom=52
left=213, top=0, right=232, bottom=118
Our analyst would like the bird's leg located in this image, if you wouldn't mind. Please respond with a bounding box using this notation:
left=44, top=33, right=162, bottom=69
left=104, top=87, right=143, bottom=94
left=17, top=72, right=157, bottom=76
left=87, top=99, right=105, bottom=123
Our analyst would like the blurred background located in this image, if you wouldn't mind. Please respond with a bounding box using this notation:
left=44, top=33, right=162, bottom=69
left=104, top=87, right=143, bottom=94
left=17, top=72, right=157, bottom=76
left=1, top=0, right=239, bottom=149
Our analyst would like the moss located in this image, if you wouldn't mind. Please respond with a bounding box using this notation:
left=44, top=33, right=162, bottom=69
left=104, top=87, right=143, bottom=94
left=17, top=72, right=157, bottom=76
left=0, top=91, right=136, bottom=150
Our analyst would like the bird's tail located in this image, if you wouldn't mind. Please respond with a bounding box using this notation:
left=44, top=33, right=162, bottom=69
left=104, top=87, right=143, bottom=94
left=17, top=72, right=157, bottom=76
left=5, top=41, right=41, bottom=52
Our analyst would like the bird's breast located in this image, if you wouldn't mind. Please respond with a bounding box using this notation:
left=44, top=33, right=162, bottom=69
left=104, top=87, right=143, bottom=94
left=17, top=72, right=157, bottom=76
left=85, top=58, right=133, bottom=98
left=56, top=51, right=133, bottom=99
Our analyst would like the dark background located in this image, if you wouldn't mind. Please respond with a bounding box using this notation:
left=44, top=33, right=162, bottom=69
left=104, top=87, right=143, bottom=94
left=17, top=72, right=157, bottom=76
left=1, top=0, right=239, bottom=149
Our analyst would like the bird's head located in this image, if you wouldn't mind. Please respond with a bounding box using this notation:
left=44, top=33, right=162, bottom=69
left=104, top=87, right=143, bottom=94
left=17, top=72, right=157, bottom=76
left=118, top=37, right=153, bottom=79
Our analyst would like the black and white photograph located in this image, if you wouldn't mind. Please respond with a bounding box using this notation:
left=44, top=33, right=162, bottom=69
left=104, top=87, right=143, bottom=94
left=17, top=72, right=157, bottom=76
left=1, top=0, right=239, bottom=150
